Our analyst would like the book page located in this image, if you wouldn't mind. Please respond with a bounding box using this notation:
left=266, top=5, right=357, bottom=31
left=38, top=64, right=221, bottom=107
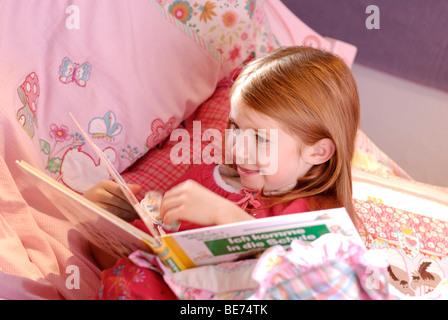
left=16, top=160, right=157, bottom=259
left=69, top=113, right=166, bottom=238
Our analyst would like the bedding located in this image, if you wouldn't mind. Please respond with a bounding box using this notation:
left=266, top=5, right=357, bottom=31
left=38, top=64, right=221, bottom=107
left=3, top=0, right=224, bottom=195
left=110, top=234, right=389, bottom=300
left=122, top=76, right=234, bottom=198
left=0, top=0, right=276, bottom=299
left=2, top=0, right=280, bottom=196
left=0, top=0, right=447, bottom=300
left=352, top=169, right=448, bottom=298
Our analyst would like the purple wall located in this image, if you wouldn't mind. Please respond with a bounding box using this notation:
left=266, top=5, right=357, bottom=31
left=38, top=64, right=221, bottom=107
left=282, top=0, right=448, bottom=92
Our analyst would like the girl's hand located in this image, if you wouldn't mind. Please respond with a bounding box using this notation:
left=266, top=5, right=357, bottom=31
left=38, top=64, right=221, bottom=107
left=83, top=180, right=141, bottom=221
left=160, top=180, right=254, bottom=226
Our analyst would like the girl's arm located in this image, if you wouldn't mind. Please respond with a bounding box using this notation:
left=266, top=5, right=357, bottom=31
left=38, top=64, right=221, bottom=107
left=160, top=179, right=255, bottom=226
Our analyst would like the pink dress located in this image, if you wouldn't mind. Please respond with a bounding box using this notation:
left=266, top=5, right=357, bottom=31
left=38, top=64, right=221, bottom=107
left=95, top=164, right=312, bottom=300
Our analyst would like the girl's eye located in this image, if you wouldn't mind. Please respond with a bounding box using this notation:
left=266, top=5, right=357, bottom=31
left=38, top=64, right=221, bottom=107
left=256, top=134, right=268, bottom=143
left=229, top=121, right=238, bottom=130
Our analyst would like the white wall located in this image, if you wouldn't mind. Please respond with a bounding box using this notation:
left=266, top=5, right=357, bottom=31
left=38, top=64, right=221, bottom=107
left=351, top=63, right=448, bottom=188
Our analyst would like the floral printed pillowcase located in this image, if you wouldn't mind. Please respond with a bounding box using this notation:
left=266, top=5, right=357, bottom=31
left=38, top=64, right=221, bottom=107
left=156, top=0, right=279, bottom=73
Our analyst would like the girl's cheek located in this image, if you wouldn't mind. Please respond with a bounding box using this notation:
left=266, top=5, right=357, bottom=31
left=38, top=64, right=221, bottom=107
left=257, top=142, right=279, bottom=175
left=224, top=131, right=236, bottom=164
left=256, top=144, right=270, bottom=168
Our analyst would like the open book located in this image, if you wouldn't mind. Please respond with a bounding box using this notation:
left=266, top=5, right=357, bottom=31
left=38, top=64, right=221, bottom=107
left=17, top=160, right=364, bottom=273
left=16, top=115, right=364, bottom=273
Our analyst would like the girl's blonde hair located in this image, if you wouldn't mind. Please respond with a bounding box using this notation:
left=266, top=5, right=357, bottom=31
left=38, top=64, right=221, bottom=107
left=229, top=46, right=360, bottom=223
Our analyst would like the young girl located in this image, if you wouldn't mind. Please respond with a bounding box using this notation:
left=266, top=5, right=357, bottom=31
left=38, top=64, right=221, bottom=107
left=85, top=46, right=360, bottom=299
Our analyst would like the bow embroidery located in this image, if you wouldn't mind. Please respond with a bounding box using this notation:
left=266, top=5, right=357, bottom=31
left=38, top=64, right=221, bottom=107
left=236, top=188, right=261, bottom=211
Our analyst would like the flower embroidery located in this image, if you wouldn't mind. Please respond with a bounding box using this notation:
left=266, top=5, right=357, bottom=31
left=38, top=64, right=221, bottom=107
left=199, top=1, right=217, bottom=23
left=222, top=10, right=238, bottom=28
left=121, top=145, right=143, bottom=162
left=49, top=124, right=71, bottom=142
left=41, top=127, right=85, bottom=174
left=113, top=265, right=125, bottom=276
left=403, top=247, right=412, bottom=256
left=132, top=269, right=146, bottom=283
left=169, top=0, right=193, bottom=24
left=146, top=117, right=176, bottom=149
left=228, top=44, right=241, bottom=62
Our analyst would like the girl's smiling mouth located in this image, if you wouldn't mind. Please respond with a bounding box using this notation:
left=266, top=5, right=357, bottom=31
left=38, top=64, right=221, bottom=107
left=237, top=165, right=260, bottom=176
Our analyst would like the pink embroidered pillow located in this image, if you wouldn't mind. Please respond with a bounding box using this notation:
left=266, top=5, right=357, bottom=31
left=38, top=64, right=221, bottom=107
left=122, top=77, right=234, bottom=197
left=3, top=0, right=277, bottom=194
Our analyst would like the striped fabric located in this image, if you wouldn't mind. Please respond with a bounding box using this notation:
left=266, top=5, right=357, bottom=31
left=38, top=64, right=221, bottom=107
left=251, top=235, right=390, bottom=300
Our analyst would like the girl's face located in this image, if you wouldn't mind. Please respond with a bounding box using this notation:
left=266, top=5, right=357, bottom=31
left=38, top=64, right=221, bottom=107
left=227, top=94, right=313, bottom=193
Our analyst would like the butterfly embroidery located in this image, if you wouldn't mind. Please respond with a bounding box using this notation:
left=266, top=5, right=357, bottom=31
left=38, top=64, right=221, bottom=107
left=58, top=57, right=92, bottom=87
left=88, top=111, right=122, bottom=140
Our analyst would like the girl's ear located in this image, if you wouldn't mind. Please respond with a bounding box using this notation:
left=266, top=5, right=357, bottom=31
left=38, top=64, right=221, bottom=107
left=303, top=138, right=335, bottom=165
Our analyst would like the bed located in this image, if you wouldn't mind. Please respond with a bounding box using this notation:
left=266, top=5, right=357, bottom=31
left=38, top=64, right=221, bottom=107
left=0, top=0, right=447, bottom=300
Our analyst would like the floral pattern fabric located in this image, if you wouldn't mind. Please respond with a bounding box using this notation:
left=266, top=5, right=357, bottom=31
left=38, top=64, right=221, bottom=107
left=154, top=0, right=279, bottom=73
left=356, top=199, right=448, bottom=297
left=96, top=257, right=177, bottom=300
left=95, top=234, right=392, bottom=300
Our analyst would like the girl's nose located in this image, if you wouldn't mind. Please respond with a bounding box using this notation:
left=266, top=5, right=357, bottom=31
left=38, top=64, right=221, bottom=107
left=233, top=130, right=257, bottom=165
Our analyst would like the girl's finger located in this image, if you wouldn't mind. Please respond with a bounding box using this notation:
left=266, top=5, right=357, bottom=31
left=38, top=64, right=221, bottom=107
left=127, top=183, right=142, bottom=195
left=96, top=180, right=140, bottom=220
left=162, top=183, right=186, bottom=199
left=104, top=194, right=136, bottom=213
left=96, top=202, right=138, bottom=221
left=162, top=205, right=183, bottom=226
left=159, top=194, right=183, bottom=219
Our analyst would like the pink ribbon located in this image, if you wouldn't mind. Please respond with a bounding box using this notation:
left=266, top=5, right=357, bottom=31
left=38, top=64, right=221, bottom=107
left=236, top=188, right=261, bottom=210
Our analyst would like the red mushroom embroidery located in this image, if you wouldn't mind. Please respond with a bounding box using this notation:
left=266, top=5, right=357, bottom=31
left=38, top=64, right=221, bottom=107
left=17, top=72, right=40, bottom=138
